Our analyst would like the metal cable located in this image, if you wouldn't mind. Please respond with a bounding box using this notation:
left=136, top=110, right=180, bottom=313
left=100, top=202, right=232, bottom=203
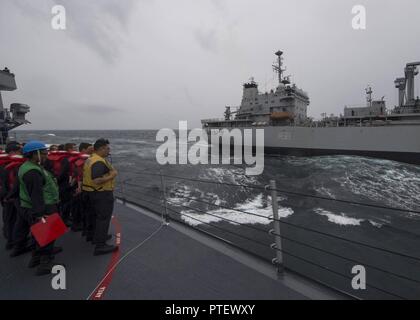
left=115, top=192, right=408, bottom=299
left=120, top=187, right=272, bottom=235
left=117, top=194, right=271, bottom=262
left=121, top=191, right=271, bottom=249
left=121, top=178, right=420, bottom=238
left=118, top=171, right=420, bottom=240
left=276, top=219, right=420, bottom=262
left=126, top=190, right=420, bottom=284
left=168, top=202, right=269, bottom=235
left=275, top=235, right=420, bottom=284
left=280, top=248, right=406, bottom=300
left=164, top=187, right=420, bottom=283
left=163, top=190, right=276, bottom=222
left=117, top=184, right=420, bottom=262
left=123, top=169, right=420, bottom=215
left=272, top=187, right=420, bottom=216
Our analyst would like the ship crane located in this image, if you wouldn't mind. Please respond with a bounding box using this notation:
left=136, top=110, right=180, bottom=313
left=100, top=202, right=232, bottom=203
left=394, top=77, right=406, bottom=107
left=225, top=106, right=239, bottom=121
left=404, top=61, right=420, bottom=105
left=394, top=61, right=420, bottom=108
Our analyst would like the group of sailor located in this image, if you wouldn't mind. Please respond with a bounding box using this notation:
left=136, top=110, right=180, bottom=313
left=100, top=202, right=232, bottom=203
left=0, top=138, right=118, bottom=276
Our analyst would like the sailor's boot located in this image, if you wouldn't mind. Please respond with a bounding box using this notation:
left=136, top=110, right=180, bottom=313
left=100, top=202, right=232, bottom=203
left=10, top=245, right=31, bottom=258
left=94, top=244, right=119, bottom=256
left=28, top=251, right=41, bottom=269
left=35, top=255, right=54, bottom=276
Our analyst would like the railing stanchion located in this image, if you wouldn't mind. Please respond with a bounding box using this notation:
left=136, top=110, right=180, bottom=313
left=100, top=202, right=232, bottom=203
left=121, top=179, right=127, bottom=205
left=269, top=180, right=284, bottom=274
left=160, top=169, right=170, bottom=225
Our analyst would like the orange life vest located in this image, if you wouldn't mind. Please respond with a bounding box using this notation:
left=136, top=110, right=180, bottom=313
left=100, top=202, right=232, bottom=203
left=4, top=157, right=26, bottom=190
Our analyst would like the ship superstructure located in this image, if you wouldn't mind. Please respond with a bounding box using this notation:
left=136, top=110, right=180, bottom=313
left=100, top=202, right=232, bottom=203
left=0, top=67, right=30, bottom=144
left=234, top=51, right=310, bottom=126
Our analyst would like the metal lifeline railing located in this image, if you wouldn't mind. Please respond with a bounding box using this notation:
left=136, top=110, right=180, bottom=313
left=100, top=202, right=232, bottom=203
left=114, top=167, right=420, bottom=300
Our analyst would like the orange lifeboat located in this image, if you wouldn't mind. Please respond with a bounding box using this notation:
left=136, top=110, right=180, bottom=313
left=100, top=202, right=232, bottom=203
left=270, top=112, right=294, bottom=120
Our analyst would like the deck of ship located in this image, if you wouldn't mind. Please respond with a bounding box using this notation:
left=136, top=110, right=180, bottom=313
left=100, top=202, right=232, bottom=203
left=0, top=201, right=348, bottom=300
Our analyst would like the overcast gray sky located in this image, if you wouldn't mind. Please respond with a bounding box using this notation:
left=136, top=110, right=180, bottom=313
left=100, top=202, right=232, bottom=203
left=1, top=0, right=419, bottom=130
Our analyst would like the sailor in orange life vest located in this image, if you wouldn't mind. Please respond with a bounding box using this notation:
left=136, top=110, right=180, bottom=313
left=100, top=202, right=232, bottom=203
left=17, top=141, right=61, bottom=276
left=0, top=141, right=23, bottom=251
left=58, top=143, right=77, bottom=226
left=70, top=142, right=93, bottom=234
left=83, top=138, right=119, bottom=255
left=49, top=145, right=58, bottom=152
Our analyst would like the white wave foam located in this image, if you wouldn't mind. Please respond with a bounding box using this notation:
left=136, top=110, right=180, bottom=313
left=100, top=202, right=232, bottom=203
left=179, top=193, right=293, bottom=227
left=69, top=136, right=96, bottom=142
left=315, top=208, right=362, bottom=226
left=314, top=186, right=336, bottom=199
left=112, top=146, right=156, bottom=158
left=314, top=208, right=384, bottom=228
left=200, top=167, right=258, bottom=186
left=368, top=220, right=384, bottom=228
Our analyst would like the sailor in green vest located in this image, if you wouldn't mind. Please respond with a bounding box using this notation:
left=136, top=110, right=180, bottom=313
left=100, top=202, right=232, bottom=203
left=18, top=141, right=61, bottom=276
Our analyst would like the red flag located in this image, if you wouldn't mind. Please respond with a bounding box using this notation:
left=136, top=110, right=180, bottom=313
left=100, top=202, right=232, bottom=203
left=30, top=213, right=68, bottom=247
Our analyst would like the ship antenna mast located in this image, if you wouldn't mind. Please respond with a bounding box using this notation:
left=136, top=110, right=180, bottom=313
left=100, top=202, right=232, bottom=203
left=273, top=50, right=286, bottom=85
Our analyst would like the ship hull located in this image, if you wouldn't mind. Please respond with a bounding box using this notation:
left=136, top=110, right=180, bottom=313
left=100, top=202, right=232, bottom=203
left=206, top=125, right=420, bottom=165
left=264, top=146, right=420, bottom=165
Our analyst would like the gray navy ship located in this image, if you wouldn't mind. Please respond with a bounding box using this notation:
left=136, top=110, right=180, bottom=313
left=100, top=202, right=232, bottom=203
left=202, top=51, right=420, bottom=165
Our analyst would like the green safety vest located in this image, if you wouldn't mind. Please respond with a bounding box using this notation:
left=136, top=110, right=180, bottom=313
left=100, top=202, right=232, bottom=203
left=18, top=161, right=59, bottom=209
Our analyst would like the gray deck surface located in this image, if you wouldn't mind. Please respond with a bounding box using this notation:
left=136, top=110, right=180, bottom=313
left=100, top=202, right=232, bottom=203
left=0, top=202, right=307, bottom=300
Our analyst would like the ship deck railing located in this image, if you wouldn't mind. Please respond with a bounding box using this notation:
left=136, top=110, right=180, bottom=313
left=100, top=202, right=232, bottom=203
left=113, top=168, right=420, bottom=300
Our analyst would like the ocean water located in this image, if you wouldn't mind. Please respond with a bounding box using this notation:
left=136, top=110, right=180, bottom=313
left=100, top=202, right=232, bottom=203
left=13, top=130, right=420, bottom=299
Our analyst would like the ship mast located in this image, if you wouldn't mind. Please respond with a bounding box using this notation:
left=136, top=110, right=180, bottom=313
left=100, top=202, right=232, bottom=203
left=273, top=51, right=286, bottom=85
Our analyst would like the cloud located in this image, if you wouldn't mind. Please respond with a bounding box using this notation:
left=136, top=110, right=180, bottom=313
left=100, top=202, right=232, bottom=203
left=210, top=0, right=226, bottom=12
left=194, top=28, right=219, bottom=53
left=10, top=0, right=139, bottom=64
left=76, top=105, right=123, bottom=114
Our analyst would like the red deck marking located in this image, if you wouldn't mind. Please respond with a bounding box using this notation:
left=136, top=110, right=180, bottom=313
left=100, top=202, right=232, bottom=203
left=90, top=215, right=122, bottom=300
